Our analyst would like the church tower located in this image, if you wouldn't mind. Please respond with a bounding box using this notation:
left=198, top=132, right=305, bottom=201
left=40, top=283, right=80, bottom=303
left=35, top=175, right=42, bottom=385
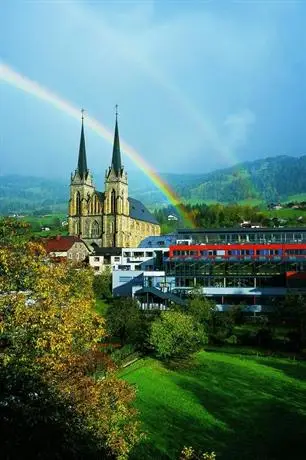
left=68, top=111, right=101, bottom=243
left=68, top=107, right=160, bottom=249
left=103, top=108, right=130, bottom=247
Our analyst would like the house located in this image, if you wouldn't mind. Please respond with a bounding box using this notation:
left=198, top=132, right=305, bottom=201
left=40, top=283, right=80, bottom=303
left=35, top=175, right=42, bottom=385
left=43, top=235, right=90, bottom=263
left=88, top=247, right=122, bottom=274
left=167, top=214, right=178, bottom=221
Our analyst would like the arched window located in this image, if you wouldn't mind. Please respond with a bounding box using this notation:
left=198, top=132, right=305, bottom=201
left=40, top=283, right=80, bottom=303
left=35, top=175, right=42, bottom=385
left=111, top=189, right=116, bottom=214
left=76, top=191, right=81, bottom=215
left=91, top=220, right=100, bottom=238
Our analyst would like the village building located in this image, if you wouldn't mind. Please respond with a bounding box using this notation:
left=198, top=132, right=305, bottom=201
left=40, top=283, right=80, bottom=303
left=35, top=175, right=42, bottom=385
left=43, top=235, right=90, bottom=263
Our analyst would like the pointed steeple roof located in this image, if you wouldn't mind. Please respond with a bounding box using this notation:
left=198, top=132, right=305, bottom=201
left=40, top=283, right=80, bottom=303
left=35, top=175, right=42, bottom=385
left=111, top=105, right=122, bottom=177
left=77, top=110, right=88, bottom=180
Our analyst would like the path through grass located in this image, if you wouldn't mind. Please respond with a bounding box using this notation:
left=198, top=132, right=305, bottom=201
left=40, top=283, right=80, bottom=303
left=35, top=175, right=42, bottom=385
left=120, top=351, right=306, bottom=459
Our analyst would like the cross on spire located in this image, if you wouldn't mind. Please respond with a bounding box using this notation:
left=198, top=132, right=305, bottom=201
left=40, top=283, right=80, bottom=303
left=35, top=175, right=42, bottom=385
left=115, top=104, right=118, bottom=120
left=81, top=108, right=85, bottom=121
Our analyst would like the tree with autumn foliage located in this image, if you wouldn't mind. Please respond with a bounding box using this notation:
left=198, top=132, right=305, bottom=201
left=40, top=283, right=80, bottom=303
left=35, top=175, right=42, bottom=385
left=0, top=240, right=142, bottom=459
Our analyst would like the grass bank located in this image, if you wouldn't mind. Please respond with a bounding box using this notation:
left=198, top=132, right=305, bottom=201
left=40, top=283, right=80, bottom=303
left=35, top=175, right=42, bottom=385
left=120, top=351, right=306, bottom=460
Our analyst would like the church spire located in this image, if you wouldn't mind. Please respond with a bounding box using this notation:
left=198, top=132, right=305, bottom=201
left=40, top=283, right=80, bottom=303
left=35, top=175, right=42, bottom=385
left=111, top=105, right=122, bottom=177
left=77, top=109, right=88, bottom=180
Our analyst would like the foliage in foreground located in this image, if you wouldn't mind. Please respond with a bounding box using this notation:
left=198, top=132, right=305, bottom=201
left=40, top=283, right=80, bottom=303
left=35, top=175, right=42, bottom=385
left=180, top=447, right=216, bottom=460
left=0, top=242, right=141, bottom=459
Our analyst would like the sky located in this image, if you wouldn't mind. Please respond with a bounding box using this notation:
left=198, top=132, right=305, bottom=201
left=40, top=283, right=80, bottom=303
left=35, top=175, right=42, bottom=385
left=1, top=0, right=306, bottom=179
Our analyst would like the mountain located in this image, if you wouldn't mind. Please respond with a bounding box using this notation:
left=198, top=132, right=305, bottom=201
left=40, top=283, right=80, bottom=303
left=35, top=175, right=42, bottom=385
left=0, top=175, right=68, bottom=214
left=132, top=155, right=306, bottom=206
left=0, top=155, right=305, bottom=214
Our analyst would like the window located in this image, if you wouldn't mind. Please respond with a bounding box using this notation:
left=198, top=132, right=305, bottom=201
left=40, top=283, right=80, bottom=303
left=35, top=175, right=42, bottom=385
left=114, top=256, right=120, bottom=261
left=94, top=267, right=100, bottom=271
left=119, top=276, right=132, bottom=283
left=76, top=191, right=81, bottom=215
left=94, top=256, right=100, bottom=262
left=91, top=221, right=100, bottom=238
left=111, top=189, right=116, bottom=214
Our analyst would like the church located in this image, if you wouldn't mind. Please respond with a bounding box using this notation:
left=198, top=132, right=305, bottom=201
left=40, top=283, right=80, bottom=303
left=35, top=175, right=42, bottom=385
left=68, top=112, right=160, bottom=248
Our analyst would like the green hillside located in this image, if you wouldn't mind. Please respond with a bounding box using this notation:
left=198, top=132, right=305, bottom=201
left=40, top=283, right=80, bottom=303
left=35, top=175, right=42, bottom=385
left=120, top=352, right=306, bottom=460
left=0, top=155, right=305, bottom=213
left=0, top=175, right=68, bottom=214
left=133, top=155, right=306, bottom=206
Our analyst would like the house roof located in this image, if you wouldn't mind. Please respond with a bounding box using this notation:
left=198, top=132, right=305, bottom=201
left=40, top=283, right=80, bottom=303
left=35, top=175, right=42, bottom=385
left=92, top=247, right=122, bottom=256
left=43, top=236, right=85, bottom=253
left=177, top=226, right=306, bottom=235
left=128, top=197, right=159, bottom=225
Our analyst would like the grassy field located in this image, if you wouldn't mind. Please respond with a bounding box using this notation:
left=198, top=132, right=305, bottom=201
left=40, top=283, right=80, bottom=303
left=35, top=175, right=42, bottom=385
left=120, top=351, right=306, bottom=460
left=286, top=193, right=306, bottom=202
left=261, top=208, right=305, bottom=219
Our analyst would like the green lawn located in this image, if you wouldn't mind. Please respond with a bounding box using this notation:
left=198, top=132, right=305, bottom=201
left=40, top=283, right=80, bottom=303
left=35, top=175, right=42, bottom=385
left=120, top=351, right=306, bottom=460
left=262, top=208, right=304, bottom=220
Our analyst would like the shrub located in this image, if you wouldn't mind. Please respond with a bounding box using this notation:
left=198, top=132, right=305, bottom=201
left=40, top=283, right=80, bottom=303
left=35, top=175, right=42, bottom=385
left=150, top=311, right=207, bottom=360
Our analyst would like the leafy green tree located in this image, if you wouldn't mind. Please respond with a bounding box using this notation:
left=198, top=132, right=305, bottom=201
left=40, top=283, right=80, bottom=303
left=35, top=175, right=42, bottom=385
left=187, top=293, right=217, bottom=333
left=279, top=294, right=306, bottom=348
left=150, top=311, right=207, bottom=360
left=93, top=270, right=112, bottom=301
left=106, top=297, right=145, bottom=346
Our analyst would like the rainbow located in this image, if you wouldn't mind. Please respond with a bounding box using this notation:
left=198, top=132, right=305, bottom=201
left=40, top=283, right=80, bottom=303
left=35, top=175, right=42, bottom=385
left=0, top=62, right=195, bottom=227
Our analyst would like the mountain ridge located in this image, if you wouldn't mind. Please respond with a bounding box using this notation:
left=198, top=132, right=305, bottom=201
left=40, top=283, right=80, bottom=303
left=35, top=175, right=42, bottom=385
left=0, top=155, right=305, bottom=213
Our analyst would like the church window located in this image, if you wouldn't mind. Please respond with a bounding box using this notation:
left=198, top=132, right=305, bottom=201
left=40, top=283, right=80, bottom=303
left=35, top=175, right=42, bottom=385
left=111, top=189, right=116, bottom=214
left=76, top=192, right=81, bottom=215
left=91, top=220, right=100, bottom=238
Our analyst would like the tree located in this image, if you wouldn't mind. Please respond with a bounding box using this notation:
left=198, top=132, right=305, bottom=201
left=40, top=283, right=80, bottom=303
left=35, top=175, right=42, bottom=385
left=93, top=269, right=112, bottom=301
left=278, top=294, right=306, bottom=349
left=0, top=217, right=31, bottom=245
left=106, top=297, right=145, bottom=346
left=0, top=363, right=110, bottom=460
left=187, top=293, right=217, bottom=333
left=0, top=242, right=141, bottom=459
left=150, top=311, right=207, bottom=360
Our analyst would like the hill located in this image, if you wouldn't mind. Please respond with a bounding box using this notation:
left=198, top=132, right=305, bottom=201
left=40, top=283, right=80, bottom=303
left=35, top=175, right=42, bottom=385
left=0, top=155, right=305, bottom=213
left=149, top=155, right=306, bottom=206
left=120, top=352, right=306, bottom=459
